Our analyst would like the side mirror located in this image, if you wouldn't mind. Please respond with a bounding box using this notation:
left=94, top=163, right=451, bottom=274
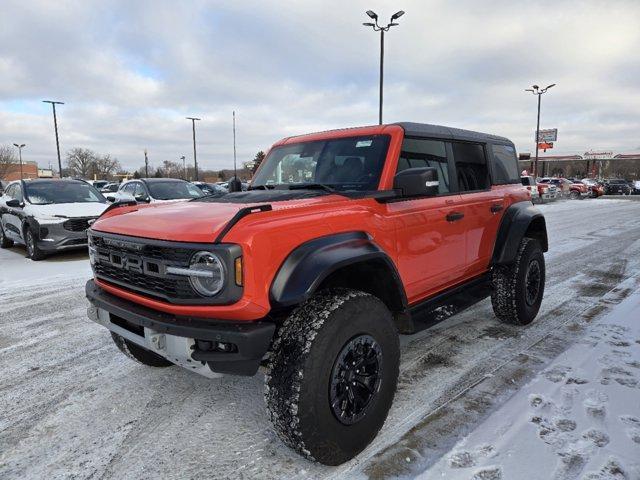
left=134, top=194, right=150, bottom=203
left=6, top=198, right=22, bottom=208
left=393, top=167, right=439, bottom=197
left=106, top=195, right=116, bottom=203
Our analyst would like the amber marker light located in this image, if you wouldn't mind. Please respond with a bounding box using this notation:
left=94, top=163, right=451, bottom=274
left=235, top=257, right=243, bottom=286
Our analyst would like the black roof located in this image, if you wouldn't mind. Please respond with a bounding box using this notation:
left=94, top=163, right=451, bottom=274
left=394, top=122, right=512, bottom=144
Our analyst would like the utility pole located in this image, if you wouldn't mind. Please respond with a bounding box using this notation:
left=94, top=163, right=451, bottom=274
left=42, top=100, right=64, bottom=176
left=186, top=117, right=201, bottom=181
left=13, top=143, right=26, bottom=179
left=228, top=111, right=242, bottom=192
left=525, top=84, right=555, bottom=177
left=144, top=149, right=149, bottom=177
left=363, top=10, right=405, bottom=125
left=180, top=155, right=186, bottom=180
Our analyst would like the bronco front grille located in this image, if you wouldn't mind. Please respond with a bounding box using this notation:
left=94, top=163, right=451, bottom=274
left=90, top=233, right=198, bottom=302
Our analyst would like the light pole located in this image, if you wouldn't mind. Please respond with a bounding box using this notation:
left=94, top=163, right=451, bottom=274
left=42, top=100, right=64, bottom=177
left=363, top=10, right=405, bottom=125
left=180, top=155, right=186, bottom=180
left=525, top=84, right=555, bottom=177
left=186, top=117, right=201, bottom=181
left=13, top=143, right=25, bottom=179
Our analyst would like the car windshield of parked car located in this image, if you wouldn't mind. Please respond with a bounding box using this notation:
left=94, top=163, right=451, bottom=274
left=147, top=181, right=204, bottom=200
left=609, top=179, right=626, bottom=184
left=251, top=135, right=391, bottom=192
left=24, top=181, right=106, bottom=205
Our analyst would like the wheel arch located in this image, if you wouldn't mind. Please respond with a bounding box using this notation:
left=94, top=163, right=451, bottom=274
left=270, top=231, right=408, bottom=314
left=492, top=201, right=548, bottom=265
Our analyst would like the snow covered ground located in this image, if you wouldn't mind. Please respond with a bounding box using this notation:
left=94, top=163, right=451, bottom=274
left=1, top=198, right=639, bottom=479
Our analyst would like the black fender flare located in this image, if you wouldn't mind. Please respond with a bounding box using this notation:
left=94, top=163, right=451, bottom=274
left=270, top=231, right=407, bottom=310
left=492, top=201, right=548, bottom=265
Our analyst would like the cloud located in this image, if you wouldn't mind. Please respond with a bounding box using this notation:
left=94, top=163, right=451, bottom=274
left=0, top=0, right=639, bottom=172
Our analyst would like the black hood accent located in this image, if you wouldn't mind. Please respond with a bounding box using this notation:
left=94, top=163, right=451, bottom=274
left=193, top=190, right=328, bottom=204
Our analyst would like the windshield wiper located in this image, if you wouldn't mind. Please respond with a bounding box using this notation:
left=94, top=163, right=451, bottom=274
left=288, top=183, right=337, bottom=193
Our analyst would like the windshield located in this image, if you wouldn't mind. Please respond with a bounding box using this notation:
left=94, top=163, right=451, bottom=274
left=24, top=181, right=106, bottom=205
left=251, top=135, right=391, bottom=192
left=609, top=180, right=626, bottom=184
left=147, top=181, right=204, bottom=200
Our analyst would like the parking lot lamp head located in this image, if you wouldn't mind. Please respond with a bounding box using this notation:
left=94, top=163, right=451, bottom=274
left=391, top=10, right=405, bottom=20
left=366, top=10, right=378, bottom=20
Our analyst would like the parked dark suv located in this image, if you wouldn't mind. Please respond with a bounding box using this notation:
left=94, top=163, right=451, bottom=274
left=604, top=179, right=631, bottom=195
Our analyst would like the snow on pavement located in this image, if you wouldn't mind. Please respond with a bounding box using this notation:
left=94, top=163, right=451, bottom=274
left=421, top=276, right=640, bottom=480
left=1, top=198, right=640, bottom=479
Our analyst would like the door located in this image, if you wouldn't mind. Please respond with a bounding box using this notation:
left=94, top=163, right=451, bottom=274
left=2, top=184, right=25, bottom=241
left=449, top=141, right=504, bottom=275
left=387, top=137, right=467, bottom=303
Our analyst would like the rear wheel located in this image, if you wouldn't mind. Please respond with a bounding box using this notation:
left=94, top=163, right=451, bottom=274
left=569, top=190, right=580, bottom=200
left=110, top=332, right=174, bottom=367
left=491, top=238, right=545, bottom=326
left=25, top=227, right=46, bottom=260
left=265, top=289, right=400, bottom=465
left=0, top=220, right=14, bottom=248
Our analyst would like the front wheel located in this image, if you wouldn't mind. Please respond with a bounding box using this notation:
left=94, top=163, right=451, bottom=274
left=491, top=238, right=545, bottom=325
left=265, top=289, right=400, bottom=465
left=25, top=227, right=46, bottom=261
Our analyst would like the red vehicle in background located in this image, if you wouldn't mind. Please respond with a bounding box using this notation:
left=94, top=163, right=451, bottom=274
left=567, top=180, right=589, bottom=199
left=580, top=178, right=604, bottom=198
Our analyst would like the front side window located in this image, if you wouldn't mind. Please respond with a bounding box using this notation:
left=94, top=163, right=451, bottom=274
left=122, top=183, right=136, bottom=195
left=24, top=182, right=105, bottom=205
left=397, top=138, right=450, bottom=194
left=492, top=144, right=520, bottom=184
left=251, top=135, right=391, bottom=192
left=147, top=181, right=203, bottom=200
left=451, top=142, right=490, bottom=192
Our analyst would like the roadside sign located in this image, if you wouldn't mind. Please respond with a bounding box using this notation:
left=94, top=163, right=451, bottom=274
left=537, top=129, right=558, bottom=142
left=584, top=151, right=613, bottom=160
left=538, top=142, right=553, bottom=150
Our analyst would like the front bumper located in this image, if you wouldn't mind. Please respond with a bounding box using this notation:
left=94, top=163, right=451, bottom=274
left=85, top=280, right=276, bottom=376
left=36, top=222, right=89, bottom=252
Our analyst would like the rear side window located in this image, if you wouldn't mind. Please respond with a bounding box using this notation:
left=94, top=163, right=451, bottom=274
left=491, top=144, right=520, bottom=184
left=397, top=138, right=450, bottom=194
left=451, top=142, right=489, bottom=192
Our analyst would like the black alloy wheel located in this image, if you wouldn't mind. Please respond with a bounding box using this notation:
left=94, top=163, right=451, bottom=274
left=330, top=334, right=383, bottom=425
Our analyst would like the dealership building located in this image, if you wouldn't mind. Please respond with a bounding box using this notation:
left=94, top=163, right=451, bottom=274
left=519, top=151, right=640, bottom=179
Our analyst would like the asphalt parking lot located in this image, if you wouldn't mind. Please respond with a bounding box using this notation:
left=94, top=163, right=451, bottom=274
left=1, top=198, right=640, bottom=479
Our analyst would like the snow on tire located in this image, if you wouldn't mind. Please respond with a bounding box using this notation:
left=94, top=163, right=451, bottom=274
left=264, top=288, right=400, bottom=465
left=110, top=332, right=174, bottom=367
left=491, top=237, right=545, bottom=325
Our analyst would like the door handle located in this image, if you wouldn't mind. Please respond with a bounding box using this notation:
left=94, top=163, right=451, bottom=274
left=446, top=211, right=464, bottom=222
left=490, top=204, right=503, bottom=213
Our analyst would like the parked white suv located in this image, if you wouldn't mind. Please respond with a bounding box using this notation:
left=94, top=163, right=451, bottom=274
left=0, top=179, right=108, bottom=260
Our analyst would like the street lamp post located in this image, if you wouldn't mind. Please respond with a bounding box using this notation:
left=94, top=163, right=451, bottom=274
left=180, top=155, right=186, bottom=180
left=525, top=84, right=555, bottom=177
left=42, top=100, right=64, bottom=177
left=186, top=117, right=201, bottom=181
left=144, top=149, right=149, bottom=177
left=13, top=143, right=25, bottom=179
left=363, top=10, right=405, bottom=125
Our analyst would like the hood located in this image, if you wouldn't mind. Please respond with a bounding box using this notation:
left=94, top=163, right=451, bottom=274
left=91, top=192, right=341, bottom=243
left=30, top=202, right=108, bottom=218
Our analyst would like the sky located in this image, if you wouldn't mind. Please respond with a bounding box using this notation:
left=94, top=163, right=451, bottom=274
left=1, top=0, right=639, bottom=173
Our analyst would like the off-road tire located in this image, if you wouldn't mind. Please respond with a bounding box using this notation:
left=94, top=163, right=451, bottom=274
left=110, top=332, right=174, bottom=367
left=491, top=237, right=545, bottom=326
left=0, top=221, right=14, bottom=248
left=24, top=227, right=46, bottom=261
left=264, top=289, right=400, bottom=465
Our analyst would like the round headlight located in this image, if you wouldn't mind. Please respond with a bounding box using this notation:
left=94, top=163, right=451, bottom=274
left=189, top=251, right=225, bottom=296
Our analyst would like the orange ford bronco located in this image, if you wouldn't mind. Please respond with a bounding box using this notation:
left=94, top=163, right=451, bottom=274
left=86, top=123, right=547, bottom=464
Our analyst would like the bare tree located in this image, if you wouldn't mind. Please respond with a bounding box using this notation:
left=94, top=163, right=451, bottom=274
left=94, top=154, right=121, bottom=179
left=66, top=148, right=98, bottom=178
left=0, top=144, right=17, bottom=180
